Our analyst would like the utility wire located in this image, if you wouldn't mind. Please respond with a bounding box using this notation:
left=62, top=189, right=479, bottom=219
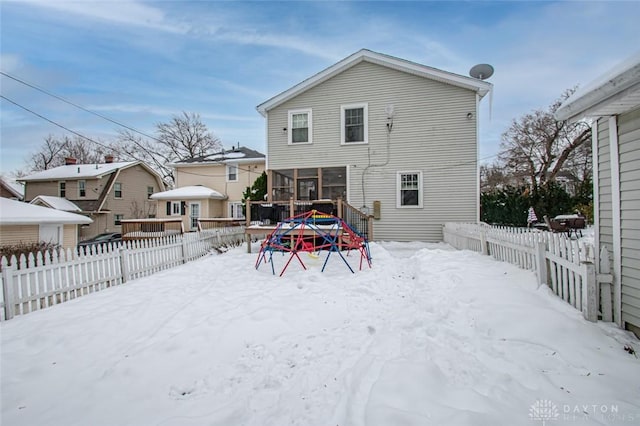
left=0, top=71, right=162, bottom=143
left=1, top=94, right=113, bottom=152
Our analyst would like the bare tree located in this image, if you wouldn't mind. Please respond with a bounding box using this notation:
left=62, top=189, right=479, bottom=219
left=116, top=111, right=222, bottom=184
left=27, top=135, right=109, bottom=172
left=497, top=88, right=591, bottom=190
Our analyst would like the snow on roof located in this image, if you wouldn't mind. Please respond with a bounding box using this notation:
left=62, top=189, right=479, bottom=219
left=257, top=49, right=493, bottom=115
left=0, top=176, right=24, bottom=198
left=556, top=51, right=640, bottom=121
left=149, top=185, right=226, bottom=200
left=0, top=198, right=92, bottom=225
left=19, top=161, right=137, bottom=181
left=30, top=195, right=81, bottom=212
left=171, top=147, right=265, bottom=166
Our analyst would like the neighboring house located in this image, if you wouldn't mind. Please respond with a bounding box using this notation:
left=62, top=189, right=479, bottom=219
left=18, top=156, right=166, bottom=240
left=150, top=185, right=227, bottom=231
left=556, top=53, right=640, bottom=338
left=256, top=49, right=492, bottom=241
left=0, top=198, right=92, bottom=249
left=168, top=146, right=266, bottom=222
left=0, top=176, right=24, bottom=200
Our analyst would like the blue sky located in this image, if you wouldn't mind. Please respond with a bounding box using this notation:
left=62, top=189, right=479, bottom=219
left=1, top=0, right=639, bottom=174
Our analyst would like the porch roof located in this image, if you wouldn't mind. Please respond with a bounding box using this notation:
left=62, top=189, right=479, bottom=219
left=150, top=185, right=227, bottom=201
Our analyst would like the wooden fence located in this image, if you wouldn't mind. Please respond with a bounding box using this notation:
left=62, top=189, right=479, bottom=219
left=443, top=223, right=613, bottom=323
left=0, top=227, right=245, bottom=321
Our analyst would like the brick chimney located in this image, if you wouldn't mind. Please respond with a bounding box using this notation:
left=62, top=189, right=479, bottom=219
left=65, top=157, right=77, bottom=165
left=105, top=155, right=114, bottom=164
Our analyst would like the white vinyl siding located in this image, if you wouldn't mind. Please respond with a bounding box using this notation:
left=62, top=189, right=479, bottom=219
left=266, top=60, right=478, bottom=241
left=288, top=109, right=312, bottom=144
left=618, top=107, right=640, bottom=329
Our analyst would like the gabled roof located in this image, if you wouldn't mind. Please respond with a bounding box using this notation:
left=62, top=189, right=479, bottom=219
left=170, top=146, right=265, bottom=167
left=0, top=176, right=24, bottom=200
left=150, top=185, right=227, bottom=201
left=19, top=161, right=137, bottom=181
left=0, top=198, right=92, bottom=225
left=257, top=49, right=493, bottom=116
left=556, top=52, right=640, bottom=122
left=30, top=195, right=81, bottom=212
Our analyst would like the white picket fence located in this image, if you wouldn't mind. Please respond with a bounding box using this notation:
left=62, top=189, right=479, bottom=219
left=443, top=223, right=613, bottom=323
left=0, top=227, right=246, bottom=321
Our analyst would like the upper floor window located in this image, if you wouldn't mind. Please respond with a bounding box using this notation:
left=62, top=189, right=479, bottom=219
left=341, top=103, right=368, bottom=144
left=147, top=186, right=154, bottom=199
left=78, top=180, right=86, bottom=197
left=227, top=164, right=238, bottom=182
left=114, top=182, right=122, bottom=198
left=59, top=181, right=66, bottom=198
left=397, top=171, right=423, bottom=208
left=288, top=109, right=312, bottom=144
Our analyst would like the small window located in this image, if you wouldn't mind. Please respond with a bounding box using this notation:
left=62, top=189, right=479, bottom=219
left=227, top=164, right=238, bottom=182
left=341, top=103, right=368, bottom=144
left=78, top=180, right=86, bottom=197
left=59, top=181, right=66, bottom=198
left=114, top=214, right=124, bottom=225
left=288, top=109, right=312, bottom=144
left=147, top=186, right=154, bottom=199
left=397, top=172, right=423, bottom=208
left=114, top=182, right=122, bottom=198
left=171, top=201, right=181, bottom=216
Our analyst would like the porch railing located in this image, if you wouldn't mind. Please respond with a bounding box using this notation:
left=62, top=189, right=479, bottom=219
left=245, top=198, right=373, bottom=240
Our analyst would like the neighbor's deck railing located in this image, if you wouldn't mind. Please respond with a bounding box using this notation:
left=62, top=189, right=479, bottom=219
left=120, top=218, right=184, bottom=240
left=0, top=227, right=245, bottom=321
left=443, top=222, right=613, bottom=323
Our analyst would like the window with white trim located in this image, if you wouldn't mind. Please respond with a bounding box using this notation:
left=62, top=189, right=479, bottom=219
left=227, top=164, right=238, bottom=182
left=341, top=103, right=368, bottom=144
left=59, top=181, right=66, bottom=198
left=397, top=171, right=423, bottom=208
left=114, top=182, right=122, bottom=198
left=114, top=214, right=124, bottom=225
left=288, top=109, right=312, bottom=144
left=171, top=201, right=181, bottom=216
left=78, top=180, right=86, bottom=197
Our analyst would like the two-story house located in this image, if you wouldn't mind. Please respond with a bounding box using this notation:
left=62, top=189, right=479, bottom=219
left=19, top=156, right=166, bottom=240
left=256, top=49, right=492, bottom=241
left=151, top=146, right=265, bottom=231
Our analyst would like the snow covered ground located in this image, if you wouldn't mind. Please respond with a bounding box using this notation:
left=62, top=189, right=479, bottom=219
left=2, top=241, right=639, bottom=426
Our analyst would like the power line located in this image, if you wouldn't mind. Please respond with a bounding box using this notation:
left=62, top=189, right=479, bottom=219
left=0, top=71, right=162, bottom=143
left=0, top=95, right=113, bottom=151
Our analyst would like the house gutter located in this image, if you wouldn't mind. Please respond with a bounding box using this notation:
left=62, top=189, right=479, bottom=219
left=555, top=56, right=640, bottom=122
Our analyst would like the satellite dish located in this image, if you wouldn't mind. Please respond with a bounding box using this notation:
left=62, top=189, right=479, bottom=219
left=469, top=64, right=494, bottom=80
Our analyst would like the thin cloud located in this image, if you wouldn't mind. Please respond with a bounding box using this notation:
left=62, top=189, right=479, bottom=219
left=18, top=0, right=187, bottom=34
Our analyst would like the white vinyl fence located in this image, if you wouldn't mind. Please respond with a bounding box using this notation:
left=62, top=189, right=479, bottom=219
left=0, top=227, right=245, bottom=321
left=443, top=223, right=614, bottom=323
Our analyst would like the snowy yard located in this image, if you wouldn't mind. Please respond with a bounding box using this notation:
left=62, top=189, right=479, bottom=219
left=2, top=241, right=639, bottom=426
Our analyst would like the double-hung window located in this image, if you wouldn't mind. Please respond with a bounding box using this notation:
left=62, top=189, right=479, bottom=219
left=341, top=103, right=368, bottom=144
left=397, top=171, right=423, bottom=208
left=78, top=180, right=86, bottom=197
left=59, top=181, right=66, bottom=198
left=288, top=109, right=312, bottom=144
left=114, top=182, right=122, bottom=198
left=227, top=164, right=238, bottom=182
